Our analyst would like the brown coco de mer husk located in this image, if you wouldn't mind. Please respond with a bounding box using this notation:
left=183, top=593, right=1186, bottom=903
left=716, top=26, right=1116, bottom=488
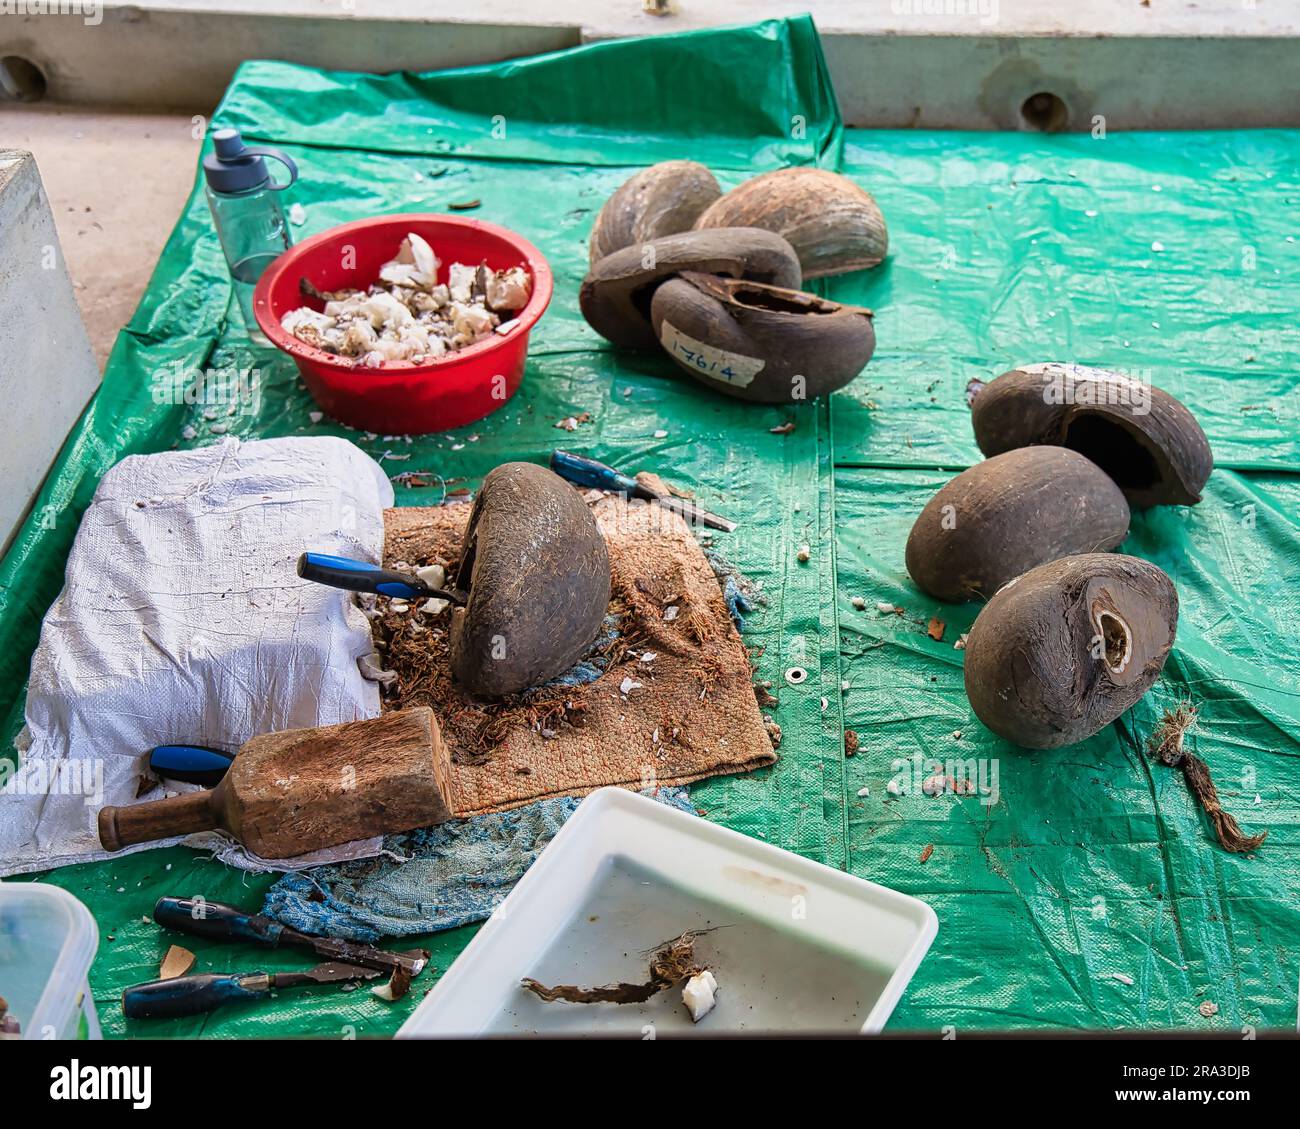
left=963, top=553, right=1178, bottom=749
left=968, top=363, right=1213, bottom=509
left=905, top=446, right=1131, bottom=603
left=649, top=271, right=875, bottom=403
left=588, top=161, right=723, bottom=266
left=580, top=227, right=802, bottom=350
left=692, top=166, right=889, bottom=279
left=449, top=462, right=611, bottom=698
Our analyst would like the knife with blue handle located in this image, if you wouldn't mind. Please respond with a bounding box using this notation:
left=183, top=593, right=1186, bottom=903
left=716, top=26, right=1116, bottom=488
left=148, top=744, right=235, bottom=787
left=549, top=450, right=736, bottom=532
left=122, top=962, right=381, bottom=1020
left=297, top=551, right=465, bottom=604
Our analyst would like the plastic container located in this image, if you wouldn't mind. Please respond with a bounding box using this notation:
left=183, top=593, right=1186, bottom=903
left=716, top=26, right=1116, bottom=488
left=0, top=884, right=101, bottom=1040
left=398, top=788, right=937, bottom=1037
left=202, top=127, right=298, bottom=345
left=254, top=214, right=553, bottom=435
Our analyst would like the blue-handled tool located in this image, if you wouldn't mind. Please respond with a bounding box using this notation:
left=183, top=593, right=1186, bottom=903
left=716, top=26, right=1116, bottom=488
left=148, top=744, right=235, bottom=787
left=549, top=450, right=736, bottom=532
left=297, top=551, right=465, bottom=604
left=122, top=962, right=381, bottom=1020
left=153, top=897, right=429, bottom=977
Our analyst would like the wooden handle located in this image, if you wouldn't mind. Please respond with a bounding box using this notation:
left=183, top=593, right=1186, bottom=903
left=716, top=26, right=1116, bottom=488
left=98, top=790, right=221, bottom=851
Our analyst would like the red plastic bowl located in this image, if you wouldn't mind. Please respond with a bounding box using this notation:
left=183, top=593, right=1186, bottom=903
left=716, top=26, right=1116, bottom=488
left=254, top=213, right=553, bottom=435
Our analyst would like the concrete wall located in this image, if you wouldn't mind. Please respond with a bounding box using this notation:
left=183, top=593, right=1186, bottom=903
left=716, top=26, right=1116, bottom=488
left=0, top=150, right=101, bottom=555
left=1, top=1, right=1297, bottom=129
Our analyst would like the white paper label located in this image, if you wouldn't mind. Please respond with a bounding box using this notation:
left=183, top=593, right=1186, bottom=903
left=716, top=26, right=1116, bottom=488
left=659, top=320, right=764, bottom=388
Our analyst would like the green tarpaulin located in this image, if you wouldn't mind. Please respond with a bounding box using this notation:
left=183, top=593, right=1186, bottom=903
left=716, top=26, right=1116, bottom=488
left=2, top=16, right=1296, bottom=1036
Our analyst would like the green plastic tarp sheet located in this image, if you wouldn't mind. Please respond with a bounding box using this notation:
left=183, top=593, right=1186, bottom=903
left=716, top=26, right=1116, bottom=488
left=1, top=15, right=1296, bottom=1037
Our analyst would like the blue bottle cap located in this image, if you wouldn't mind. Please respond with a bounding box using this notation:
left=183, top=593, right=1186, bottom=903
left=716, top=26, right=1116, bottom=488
left=202, top=128, right=298, bottom=195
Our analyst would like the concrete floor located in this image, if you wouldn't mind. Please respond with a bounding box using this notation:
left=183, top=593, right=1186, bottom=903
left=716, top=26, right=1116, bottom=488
left=2, top=105, right=202, bottom=369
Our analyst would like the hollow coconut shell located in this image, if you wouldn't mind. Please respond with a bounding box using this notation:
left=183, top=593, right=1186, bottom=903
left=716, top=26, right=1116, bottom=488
left=905, top=447, right=1130, bottom=602
left=692, top=167, right=888, bottom=279
left=580, top=227, right=801, bottom=350
left=963, top=553, right=1178, bottom=748
left=649, top=271, right=875, bottom=403
left=449, top=462, right=611, bottom=698
left=589, top=161, right=722, bottom=266
left=968, top=363, right=1213, bottom=509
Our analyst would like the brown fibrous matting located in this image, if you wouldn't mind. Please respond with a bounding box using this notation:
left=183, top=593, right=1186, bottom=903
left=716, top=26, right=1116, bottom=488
left=1148, top=703, right=1266, bottom=855
left=374, top=493, right=776, bottom=817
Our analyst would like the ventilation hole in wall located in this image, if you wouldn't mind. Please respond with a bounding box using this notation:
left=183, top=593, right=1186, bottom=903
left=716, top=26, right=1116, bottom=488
left=0, top=56, right=48, bottom=102
left=1019, top=91, right=1068, bottom=132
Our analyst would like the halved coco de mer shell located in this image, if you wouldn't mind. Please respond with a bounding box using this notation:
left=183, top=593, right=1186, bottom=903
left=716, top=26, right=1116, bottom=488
left=963, top=553, right=1178, bottom=749
left=580, top=227, right=802, bottom=350
left=648, top=271, right=875, bottom=403
left=588, top=161, right=722, bottom=266
left=692, top=166, right=888, bottom=279
left=449, top=462, right=611, bottom=698
left=969, top=363, right=1213, bottom=509
left=905, top=446, right=1130, bottom=602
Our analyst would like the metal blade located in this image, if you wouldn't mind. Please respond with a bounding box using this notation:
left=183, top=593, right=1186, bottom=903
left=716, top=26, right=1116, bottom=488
left=307, top=936, right=429, bottom=977
left=302, top=962, right=384, bottom=984
left=653, top=495, right=737, bottom=533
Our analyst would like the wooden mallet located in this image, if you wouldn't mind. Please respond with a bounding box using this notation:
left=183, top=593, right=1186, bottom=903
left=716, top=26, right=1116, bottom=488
left=98, top=708, right=454, bottom=859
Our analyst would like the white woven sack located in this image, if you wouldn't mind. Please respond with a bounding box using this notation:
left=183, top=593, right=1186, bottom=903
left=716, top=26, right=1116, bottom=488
left=0, top=436, right=394, bottom=875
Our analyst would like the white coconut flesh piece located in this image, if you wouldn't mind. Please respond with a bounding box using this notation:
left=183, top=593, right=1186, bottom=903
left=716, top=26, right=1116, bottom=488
left=682, top=969, right=718, bottom=1022
left=416, top=564, right=447, bottom=589
left=281, top=233, right=532, bottom=365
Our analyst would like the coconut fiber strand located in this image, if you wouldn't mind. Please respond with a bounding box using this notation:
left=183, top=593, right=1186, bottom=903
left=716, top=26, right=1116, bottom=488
left=1, top=16, right=1297, bottom=1038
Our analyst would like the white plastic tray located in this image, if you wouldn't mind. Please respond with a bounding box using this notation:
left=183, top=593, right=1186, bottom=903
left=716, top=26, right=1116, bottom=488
left=399, top=787, right=937, bottom=1036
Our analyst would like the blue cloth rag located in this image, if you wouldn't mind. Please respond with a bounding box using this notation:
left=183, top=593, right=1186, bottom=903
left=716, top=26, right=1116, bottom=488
left=704, top=548, right=762, bottom=632
left=262, top=787, right=696, bottom=941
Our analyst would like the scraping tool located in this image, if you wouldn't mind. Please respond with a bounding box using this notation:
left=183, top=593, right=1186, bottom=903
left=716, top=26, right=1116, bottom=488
left=549, top=449, right=736, bottom=532
left=122, top=962, right=381, bottom=1019
left=297, top=551, right=466, bottom=604
left=153, top=896, right=429, bottom=977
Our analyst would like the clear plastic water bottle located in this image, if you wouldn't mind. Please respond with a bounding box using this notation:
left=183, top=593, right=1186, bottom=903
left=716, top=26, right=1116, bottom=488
left=202, top=128, right=299, bottom=344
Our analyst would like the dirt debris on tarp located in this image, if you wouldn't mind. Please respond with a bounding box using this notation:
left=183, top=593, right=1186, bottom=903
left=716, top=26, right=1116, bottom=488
left=372, top=495, right=776, bottom=816
left=371, top=964, right=413, bottom=1002
left=159, top=945, right=196, bottom=980
left=521, top=929, right=710, bottom=1005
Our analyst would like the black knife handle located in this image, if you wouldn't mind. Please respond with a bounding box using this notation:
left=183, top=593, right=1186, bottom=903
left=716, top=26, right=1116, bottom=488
left=154, top=897, right=286, bottom=947
left=122, top=972, right=272, bottom=1020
